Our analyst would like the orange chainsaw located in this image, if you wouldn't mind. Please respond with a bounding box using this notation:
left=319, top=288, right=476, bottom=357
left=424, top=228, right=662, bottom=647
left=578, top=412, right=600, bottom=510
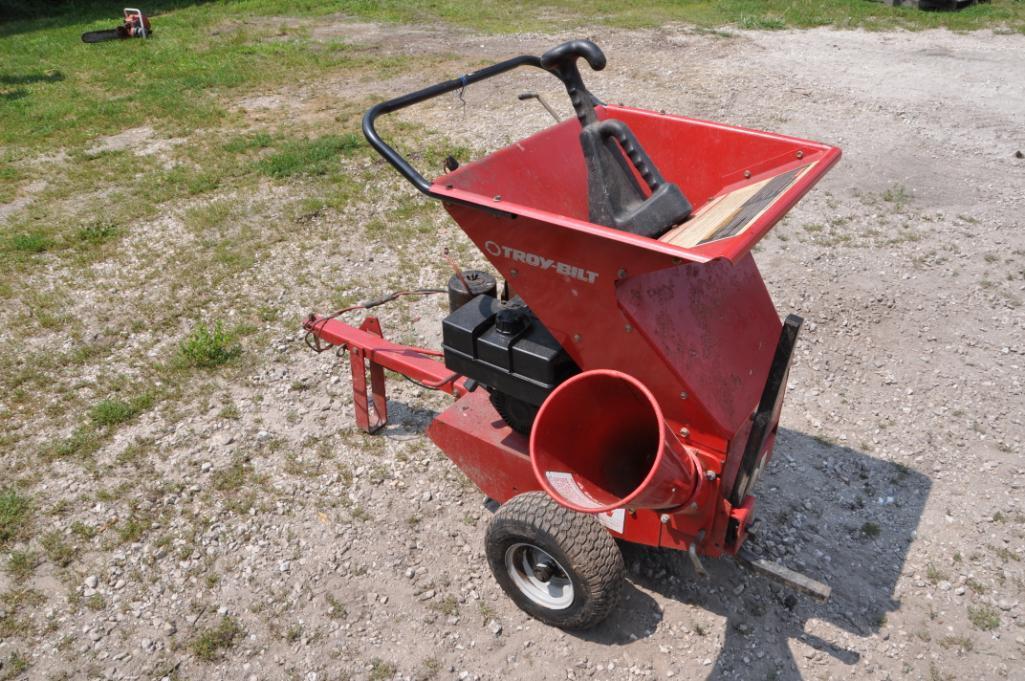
left=82, top=8, right=151, bottom=43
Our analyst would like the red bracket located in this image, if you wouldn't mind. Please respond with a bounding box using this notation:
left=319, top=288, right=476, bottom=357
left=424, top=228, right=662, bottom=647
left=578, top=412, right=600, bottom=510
left=349, top=317, right=388, bottom=433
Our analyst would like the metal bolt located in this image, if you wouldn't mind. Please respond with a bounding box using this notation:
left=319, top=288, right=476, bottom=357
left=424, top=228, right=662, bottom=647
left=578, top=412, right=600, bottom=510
left=660, top=513, right=670, bottom=524
left=445, top=183, right=454, bottom=189
left=796, top=150, right=804, bottom=159
left=573, top=333, right=581, bottom=343
left=679, top=391, right=688, bottom=400
left=617, top=268, right=627, bottom=279
left=624, top=324, right=633, bottom=333
left=679, top=427, right=690, bottom=438
left=510, top=268, right=518, bottom=277
left=705, top=470, right=717, bottom=481
left=493, top=194, right=502, bottom=201
left=744, top=170, right=751, bottom=179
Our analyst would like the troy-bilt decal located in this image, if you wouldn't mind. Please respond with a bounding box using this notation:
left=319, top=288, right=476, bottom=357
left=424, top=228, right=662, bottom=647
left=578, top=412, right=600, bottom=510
left=484, top=240, right=599, bottom=284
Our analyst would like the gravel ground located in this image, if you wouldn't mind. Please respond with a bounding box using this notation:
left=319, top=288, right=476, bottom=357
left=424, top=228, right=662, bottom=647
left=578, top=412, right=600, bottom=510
left=2, top=19, right=1024, bottom=681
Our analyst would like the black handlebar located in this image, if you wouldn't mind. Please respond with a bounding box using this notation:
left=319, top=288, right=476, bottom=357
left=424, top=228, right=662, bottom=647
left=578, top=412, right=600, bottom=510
left=362, top=54, right=545, bottom=197
left=361, top=40, right=609, bottom=199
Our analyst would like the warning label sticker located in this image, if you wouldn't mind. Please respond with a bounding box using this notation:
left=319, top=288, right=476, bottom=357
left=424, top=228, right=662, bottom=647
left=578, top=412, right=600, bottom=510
left=597, top=509, right=626, bottom=534
left=545, top=471, right=603, bottom=511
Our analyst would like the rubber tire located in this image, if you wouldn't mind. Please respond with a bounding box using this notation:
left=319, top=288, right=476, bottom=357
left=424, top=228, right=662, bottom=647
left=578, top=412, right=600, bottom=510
left=485, top=492, right=623, bottom=629
left=489, top=391, right=538, bottom=436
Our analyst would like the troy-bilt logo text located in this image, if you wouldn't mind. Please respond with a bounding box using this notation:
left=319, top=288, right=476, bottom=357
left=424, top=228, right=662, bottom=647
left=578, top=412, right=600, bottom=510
left=484, top=240, right=599, bottom=284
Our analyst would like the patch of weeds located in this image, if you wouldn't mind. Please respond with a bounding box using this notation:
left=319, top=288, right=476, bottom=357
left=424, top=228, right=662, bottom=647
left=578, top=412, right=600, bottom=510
left=117, top=515, right=151, bottom=544
left=928, top=662, right=954, bottom=681
left=116, top=438, right=153, bottom=466
left=8, top=232, right=50, bottom=254
left=990, top=545, right=1021, bottom=563
left=4, top=550, right=36, bottom=581
left=75, top=221, right=121, bottom=246
left=325, top=593, right=347, bottom=620
left=40, top=530, right=76, bottom=568
left=212, top=457, right=255, bottom=493
left=693, top=621, right=707, bottom=636
left=882, top=184, right=910, bottom=210
left=0, top=651, right=29, bottom=680
left=967, top=604, right=1000, bottom=631
left=177, top=321, right=241, bottom=369
left=85, top=593, right=106, bottom=611
left=925, top=564, right=947, bottom=584
left=0, top=488, right=32, bottom=547
left=938, top=634, right=973, bottom=653
left=350, top=506, right=371, bottom=522
left=223, top=132, right=273, bottom=153
left=47, top=428, right=100, bottom=461
left=285, top=622, right=303, bottom=643
left=430, top=594, right=459, bottom=617
left=190, top=615, right=243, bottom=661
left=737, top=13, right=786, bottom=29
left=89, top=393, right=153, bottom=427
left=70, top=523, right=96, bottom=541
left=861, top=521, right=881, bottom=539
left=369, top=659, right=397, bottom=681
left=218, top=401, right=241, bottom=420
left=258, top=134, right=362, bottom=178
left=422, top=657, right=442, bottom=680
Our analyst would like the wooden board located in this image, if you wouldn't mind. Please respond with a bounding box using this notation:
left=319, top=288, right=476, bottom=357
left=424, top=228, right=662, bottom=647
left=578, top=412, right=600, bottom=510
left=659, top=163, right=815, bottom=249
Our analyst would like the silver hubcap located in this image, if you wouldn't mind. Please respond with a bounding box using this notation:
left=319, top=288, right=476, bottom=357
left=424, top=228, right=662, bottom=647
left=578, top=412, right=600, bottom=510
left=504, top=543, right=574, bottom=610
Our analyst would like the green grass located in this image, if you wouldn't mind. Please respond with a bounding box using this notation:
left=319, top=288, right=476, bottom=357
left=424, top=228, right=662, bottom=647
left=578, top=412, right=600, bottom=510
left=4, top=550, right=36, bottom=581
left=369, top=659, right=398, bottom=681
left=40, top=530, right=76, bottom=568
left=89, top=393, right=154, bottom=427
left=190, top=615, right=243, bottom=661
left=967, top=604, right=1000, bottom=631
left=177, top=322, right=242, bottom=368
left=0, top=488, right=32, bottom=547
left=1, top=0, right=1021, bottom=155
left=258, top=134, right=363, bottom=178
left=861, top=521, right=881, bottom=538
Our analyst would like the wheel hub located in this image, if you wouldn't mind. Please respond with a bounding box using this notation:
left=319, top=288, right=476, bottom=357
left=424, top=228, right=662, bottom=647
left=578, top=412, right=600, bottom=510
left=504, top=543, right=574, bottom=610
left=532, top=559, right=556, bottom=582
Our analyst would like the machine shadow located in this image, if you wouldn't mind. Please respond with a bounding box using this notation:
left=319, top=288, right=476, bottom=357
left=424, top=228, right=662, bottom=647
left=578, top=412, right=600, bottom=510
left=374, top=400, right=930, bottom=678
left=612, top=428, right=931, bottom=680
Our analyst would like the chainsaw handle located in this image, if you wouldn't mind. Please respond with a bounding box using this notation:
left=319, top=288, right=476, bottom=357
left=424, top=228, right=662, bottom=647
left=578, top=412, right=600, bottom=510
left=362, top=54, right=544, bottom=196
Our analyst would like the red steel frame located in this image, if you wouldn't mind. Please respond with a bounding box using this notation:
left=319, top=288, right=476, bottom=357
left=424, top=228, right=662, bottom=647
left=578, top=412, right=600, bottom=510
left=305, top=105, right=840, bottom=560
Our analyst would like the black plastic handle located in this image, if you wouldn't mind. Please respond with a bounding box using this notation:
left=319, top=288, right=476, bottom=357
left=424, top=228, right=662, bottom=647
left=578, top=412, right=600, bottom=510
left=595, top=119, right=664, bottom=192
left=540, top=40, right=606, bottom=127
left=362, top=54, right=544, bottom=196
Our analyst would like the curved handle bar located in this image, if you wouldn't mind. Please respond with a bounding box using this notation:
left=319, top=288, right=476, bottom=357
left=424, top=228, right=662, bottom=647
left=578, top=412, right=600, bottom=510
left=362, top=54, right=544, bottom=197
left=540, top=39, right=606, bottom=73
left=540, top=40, right=606, bottom=127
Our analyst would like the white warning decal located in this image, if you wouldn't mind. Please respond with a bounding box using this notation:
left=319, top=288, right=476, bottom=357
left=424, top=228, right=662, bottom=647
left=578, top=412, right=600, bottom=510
left=545, top=471, right=603, bottom=510
left=597, top=509, right=626, bottom=534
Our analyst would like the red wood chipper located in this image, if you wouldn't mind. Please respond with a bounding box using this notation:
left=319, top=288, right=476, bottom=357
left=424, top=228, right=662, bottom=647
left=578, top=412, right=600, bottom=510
left=304, top=40, right=841, bottom=629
